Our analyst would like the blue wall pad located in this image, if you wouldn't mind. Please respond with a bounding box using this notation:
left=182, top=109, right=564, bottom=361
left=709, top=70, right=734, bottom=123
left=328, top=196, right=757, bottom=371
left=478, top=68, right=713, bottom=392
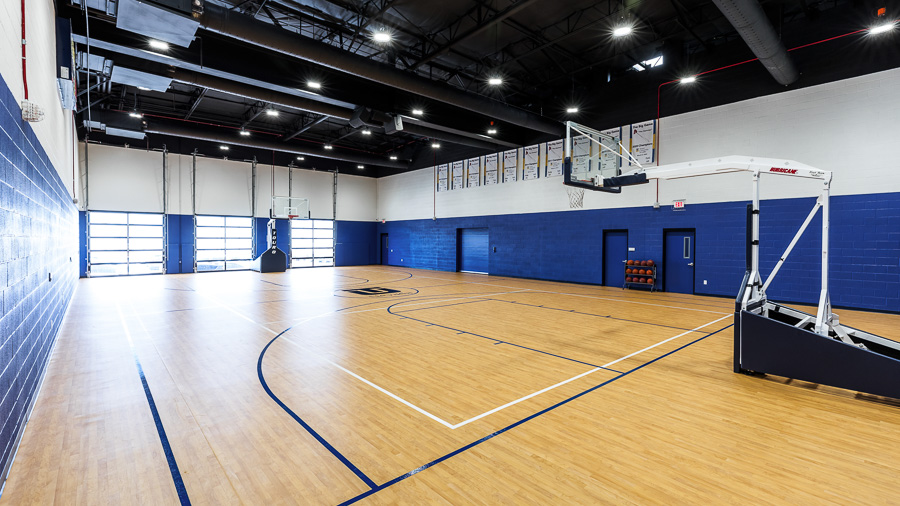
left=0, top=74, right=79, bottom=481
left=164, top=214, right=195, bottom=274
left=377, top=192, right=900, bottom=312
left=335, top=221, right=377, bottom=266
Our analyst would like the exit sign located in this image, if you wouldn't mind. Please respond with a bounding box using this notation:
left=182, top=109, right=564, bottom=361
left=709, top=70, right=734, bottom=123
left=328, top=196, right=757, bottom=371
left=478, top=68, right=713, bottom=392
left=673, top=200, right=686, bottom=211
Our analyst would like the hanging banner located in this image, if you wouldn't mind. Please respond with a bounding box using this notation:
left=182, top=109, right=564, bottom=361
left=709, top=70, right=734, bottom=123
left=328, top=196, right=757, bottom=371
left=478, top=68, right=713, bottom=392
left=546, top=139, right=564, bottom=177
left=629, top=120, right=656, bottom=166
left=467, top=157, right=481, bottom=187
left=503, top=149, right=518, bottom=182
left=599, top=127, right=622, bottom=177
left=451, top=160, right=464, bottom=189
left=437, top=163, right=449, bottom=192
left=484, top=153, right=499, bottom=185
left=523, top=144, right=539, bottom=180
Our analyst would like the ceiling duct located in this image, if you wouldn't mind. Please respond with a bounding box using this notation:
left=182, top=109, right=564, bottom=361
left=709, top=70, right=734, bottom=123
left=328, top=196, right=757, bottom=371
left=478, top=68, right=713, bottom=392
left=116, top=0, right=200, bottom=47
left=144, top=122, right=409, bottom=170
left=711, top=0, right=799, bottom=85
left=196, top=3, right=562, bottom=136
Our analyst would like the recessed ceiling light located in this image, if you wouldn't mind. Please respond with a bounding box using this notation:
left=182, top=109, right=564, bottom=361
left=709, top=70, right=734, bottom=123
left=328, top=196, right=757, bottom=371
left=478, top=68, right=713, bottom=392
left=308, top=81, right=322, bottom=89
left=612, top=26, right=632, bottom=37
left=373, top=30, right=392, bottom=43
left=297, top=156, right=305, bottom=161
left=357, top=165, right=365, bottom=169
left=566, top=107, right=579, bottom=113
left=488, top=77, right=503, bottom=85
left=390, top=155, right=398, bottom=160
left=870, top=22, right=896, bottom=35
left=149, top=40, right=169, bottom=51
left=431, top=142, right=440, bottom=148
left=137, top=86, right=151, bottom=91
left=681, top=76, right=697, bottom=84
left=266, top=109, right=279, bottom=117
left=324, top=144, right=333, bottom=150
left=239, top=129, right=250, bottom=136
left=129, top=112, right=142, bottom=118
left=412, top=108, right=424, bottom=116
left=361, top=129, right=371, bottom=135
left=220, top=145, right=229, bottom=151
left=487, top=128, right=497, bottom=134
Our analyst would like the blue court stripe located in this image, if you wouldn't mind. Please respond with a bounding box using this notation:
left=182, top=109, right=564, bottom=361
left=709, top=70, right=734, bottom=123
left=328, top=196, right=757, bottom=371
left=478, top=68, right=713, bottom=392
left=257, top=328, right=377, bottom=489
left=130, top=353, right=191, bottom=505
left=492, top=298, right=704, bottom=332
left=337, top=323, right=734, bottom=505
left=386, top=301, right=621, bottom=372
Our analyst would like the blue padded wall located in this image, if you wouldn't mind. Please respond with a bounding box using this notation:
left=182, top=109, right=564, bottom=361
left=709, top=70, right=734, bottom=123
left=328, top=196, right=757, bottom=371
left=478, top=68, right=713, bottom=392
left=0, top=76, right=78, bottom=477
left=165, top=214, right=194, bottom=274
left=377, top=192, right=900, bottom=312
left=335, top=221, right=377, bottom=266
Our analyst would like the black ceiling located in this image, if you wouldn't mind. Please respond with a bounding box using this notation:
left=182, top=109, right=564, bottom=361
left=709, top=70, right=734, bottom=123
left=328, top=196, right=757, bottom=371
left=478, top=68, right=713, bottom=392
left=64, top=0, right=899, bottom=177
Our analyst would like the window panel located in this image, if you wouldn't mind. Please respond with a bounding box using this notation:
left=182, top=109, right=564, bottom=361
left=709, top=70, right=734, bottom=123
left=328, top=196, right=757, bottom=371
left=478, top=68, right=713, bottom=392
left=226, top=260, right=252, bottom=270
left=292, top=220, right=313, bottom=229
left=89, top=212, right=128, bottom=224
left=90, top=264, right=129, bottom=276
left=196, top=216, right=225, bottom=227
left=90, top=225, right=128, bottom=237
left=313, top=220, right=333, bottom=229
left=314, top=258, right=334, bottom=266
left=128, top=213, right=163, bottom=225
left=90, top=237, right=128, bottom=251
left=130, top=238, right=163, bottom=251
left=313, top=238, right=333, bottom=249
left=129, top=225, right=163, bottom=238
left=290, top=219, right=335, bottom=268
left=197, top=261, right=225, bottom=272
left=197, top=238, right=226, bottom=250
left=293, top=248, right=313, bottom=258
left=313, top=229, right=333, bottom=239
left=293, top=228, right=313, bottom=239
left=226, top=216, right=252, bottom=227
left=130, top=263, right=163, bottom=275
left=130, top=250, right=163, bottom=263
left=291, top=258, right=313, bottom=268
left=197, top=250, right=225, bottom=261
left=225, top=249, right=252, bottom=260
left=225, top=238, right=251, bottom=250
left=226, top=227, right=252, bottom=239
left=293, top=238, right=313, bottom=248
left=91, top=251, right=128, bottom=264
left=196, top=227, right=225, bottom=238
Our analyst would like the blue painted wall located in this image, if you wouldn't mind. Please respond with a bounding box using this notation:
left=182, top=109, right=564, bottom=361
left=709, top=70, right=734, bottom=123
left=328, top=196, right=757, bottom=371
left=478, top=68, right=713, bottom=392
left=335, top=221, right=377, bottom=266
left=377, top=193, right=900, bottom=312
left=0, top=76, right=78, bottom=476
left=165, top=214, right=194, bottom=274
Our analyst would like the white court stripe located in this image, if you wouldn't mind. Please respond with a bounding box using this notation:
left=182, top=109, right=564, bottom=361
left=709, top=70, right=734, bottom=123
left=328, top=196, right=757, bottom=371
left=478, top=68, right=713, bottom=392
left=447, top=313, right=734, bottom=429
left=326, top=360, right=456, bottom=429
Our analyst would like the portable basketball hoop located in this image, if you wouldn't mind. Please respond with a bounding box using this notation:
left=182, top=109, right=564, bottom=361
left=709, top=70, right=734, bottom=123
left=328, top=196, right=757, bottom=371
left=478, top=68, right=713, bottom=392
left=563, top=150, right=900, bottom=400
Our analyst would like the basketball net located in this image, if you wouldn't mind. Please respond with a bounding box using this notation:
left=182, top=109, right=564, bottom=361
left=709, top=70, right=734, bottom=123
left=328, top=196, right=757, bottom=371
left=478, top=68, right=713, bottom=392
left=566, top=186, right=585, bottom=209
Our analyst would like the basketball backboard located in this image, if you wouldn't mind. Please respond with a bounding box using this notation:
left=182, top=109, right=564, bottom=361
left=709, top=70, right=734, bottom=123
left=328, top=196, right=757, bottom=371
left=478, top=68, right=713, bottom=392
left=563, top=121, right=649, bottom=193
left=271, top=196, right=310, bottom=219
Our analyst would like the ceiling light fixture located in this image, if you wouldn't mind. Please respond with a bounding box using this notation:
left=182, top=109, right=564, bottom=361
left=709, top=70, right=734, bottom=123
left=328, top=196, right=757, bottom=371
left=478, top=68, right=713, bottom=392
left=488, top=77, right=503, bottom=85
left=129, top=111, right=142, bottom=119
left=431, top=142, right=441, bottom=148
left=297, top=156, right=305, bottom=161
left=361, top=129, right=371, bottom=135
left=220, top=145, right=229, bottom=151
left=412, top=108, right=424, bottom=116
left=307, top=81, right=322, bottom=89
left=373, top=30, right=392, bottom=43
left=324, top=144, right=333, bottom=150
left=390, top=155, right=398, bottom=160
left=487, top=128, right=497, bottom=134
left=239, top=129, right=250, bottom=137
left=566, top=107, right=579, bottom=113
left=612, top=26, right=633, bottom=37
left=681, top=76, right=697, bottom=84
left=149, top=40, right=169, bottom=51
left=870, top=22, right=896, bottom=34
left=358, top=165, right=365, bottom=169
left=266, top=109, right=279, bottom=117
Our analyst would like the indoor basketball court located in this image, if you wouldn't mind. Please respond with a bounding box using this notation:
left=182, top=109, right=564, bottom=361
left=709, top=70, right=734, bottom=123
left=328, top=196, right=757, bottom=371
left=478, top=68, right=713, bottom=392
left=2, top=0, right=900, bottom=504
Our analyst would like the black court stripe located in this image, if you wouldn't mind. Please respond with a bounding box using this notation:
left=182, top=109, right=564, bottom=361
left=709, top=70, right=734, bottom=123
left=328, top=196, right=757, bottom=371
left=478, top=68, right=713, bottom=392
left=130, top=351, right=191, bottom=505
left=257, top=328, right=377, bottom=489
left=337, top=323, right=734, bottom=505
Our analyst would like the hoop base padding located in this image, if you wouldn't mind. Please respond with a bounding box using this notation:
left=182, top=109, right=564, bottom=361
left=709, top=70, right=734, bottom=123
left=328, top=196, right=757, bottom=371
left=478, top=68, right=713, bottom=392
left=251, top=247, right=288, bottom=273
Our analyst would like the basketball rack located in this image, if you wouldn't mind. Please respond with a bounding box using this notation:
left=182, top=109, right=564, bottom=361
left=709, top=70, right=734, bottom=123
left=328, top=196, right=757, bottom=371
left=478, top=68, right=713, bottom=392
left=573, top=153, right=900, bottom=399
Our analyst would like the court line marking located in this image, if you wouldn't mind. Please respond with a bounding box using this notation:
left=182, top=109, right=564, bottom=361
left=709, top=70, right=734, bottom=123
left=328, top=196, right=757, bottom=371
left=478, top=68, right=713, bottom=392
left=338, top=323, right=736, bottom=505
left=115, top=303, right=192, bottom=505
left=319, top=313, right=733, bottom=430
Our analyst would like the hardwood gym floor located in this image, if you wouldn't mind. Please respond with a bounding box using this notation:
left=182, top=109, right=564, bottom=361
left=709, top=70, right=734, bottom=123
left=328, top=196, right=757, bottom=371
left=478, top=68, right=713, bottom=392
left=2, top=266, right=899, bottom=504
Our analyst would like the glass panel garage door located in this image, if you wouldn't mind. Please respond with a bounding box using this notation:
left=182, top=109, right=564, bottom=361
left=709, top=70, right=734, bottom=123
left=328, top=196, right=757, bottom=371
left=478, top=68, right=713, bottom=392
left=291, top=220, right=334, bottom=268
left=88, top=211, right=164, bottom=277
left=196, top=216, right=254, bottom=272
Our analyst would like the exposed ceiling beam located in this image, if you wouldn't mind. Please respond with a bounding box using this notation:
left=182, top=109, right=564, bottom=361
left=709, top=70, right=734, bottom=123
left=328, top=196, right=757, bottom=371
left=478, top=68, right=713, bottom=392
left=284, top=115, right=329, bottom=141
left=184, top=88, right=208, bottom=119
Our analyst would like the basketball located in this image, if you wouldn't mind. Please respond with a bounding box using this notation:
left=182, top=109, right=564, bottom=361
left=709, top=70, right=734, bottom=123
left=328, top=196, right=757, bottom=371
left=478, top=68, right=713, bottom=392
left=647, top=260, right=655, bottom=266
left=626, top=277, right=632, bottom=283
left=642, top=260, right=649, bottom=266
left=646, top=278, right=653, bottom=284
left=625, top=268, right=632, bottom=274
left=626, top=260, right=634, bottom=266
left=637, top=269, right=644, bottom=275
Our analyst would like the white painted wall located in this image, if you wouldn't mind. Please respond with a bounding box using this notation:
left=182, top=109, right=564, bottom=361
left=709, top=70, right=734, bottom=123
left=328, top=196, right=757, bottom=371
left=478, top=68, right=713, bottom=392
left=1, top=0, right=78, bottom=198
left=82, top=143, right=375, bottom=220
left=378, top=67, right=900, bottom=221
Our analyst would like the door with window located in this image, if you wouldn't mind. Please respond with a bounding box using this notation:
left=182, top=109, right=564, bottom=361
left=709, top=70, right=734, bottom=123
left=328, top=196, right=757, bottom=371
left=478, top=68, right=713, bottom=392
left=664, top=229, right=696, bottom=294
left=88, top=211, right=164, bottom=276
left=195, top=216, right=254, bottom=272
left=291, top=220, right=335, bottom=267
